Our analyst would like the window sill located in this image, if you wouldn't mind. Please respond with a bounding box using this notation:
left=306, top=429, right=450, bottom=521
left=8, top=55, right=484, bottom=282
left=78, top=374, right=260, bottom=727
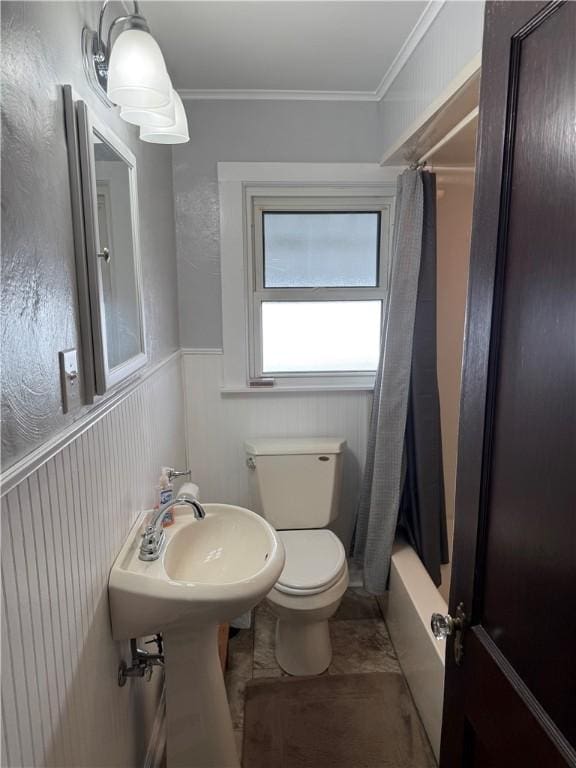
left=220, top=383, right=374, bottom=395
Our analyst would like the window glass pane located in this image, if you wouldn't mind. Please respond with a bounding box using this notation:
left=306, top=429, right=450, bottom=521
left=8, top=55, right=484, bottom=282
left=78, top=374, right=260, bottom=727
left=262, top=301, right=381, bottom=373
left=263, top=212, right=379, bottom=288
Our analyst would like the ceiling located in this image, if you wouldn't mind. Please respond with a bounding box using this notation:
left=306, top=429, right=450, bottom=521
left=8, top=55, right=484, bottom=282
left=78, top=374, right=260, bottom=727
left=140, top=1, right=429, bottom=99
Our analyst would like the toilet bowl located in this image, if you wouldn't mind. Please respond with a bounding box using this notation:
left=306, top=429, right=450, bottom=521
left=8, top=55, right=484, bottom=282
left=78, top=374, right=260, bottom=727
left=266, top=529, right=349, bottom=675
left=245, top=437, right=348, bottom=676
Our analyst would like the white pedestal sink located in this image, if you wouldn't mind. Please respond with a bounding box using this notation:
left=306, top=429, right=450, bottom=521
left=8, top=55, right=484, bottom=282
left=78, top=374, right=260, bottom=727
left=109, top=503, right=285, bottom=768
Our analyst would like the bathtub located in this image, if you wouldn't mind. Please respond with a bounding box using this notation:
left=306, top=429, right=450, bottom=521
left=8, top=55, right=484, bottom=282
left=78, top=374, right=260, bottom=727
left=385, top=534, right=452, bottom=762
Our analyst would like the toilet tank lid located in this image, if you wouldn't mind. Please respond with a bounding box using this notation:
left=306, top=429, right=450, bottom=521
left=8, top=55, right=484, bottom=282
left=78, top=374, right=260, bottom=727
left=245, top=437, right=346, bottom=456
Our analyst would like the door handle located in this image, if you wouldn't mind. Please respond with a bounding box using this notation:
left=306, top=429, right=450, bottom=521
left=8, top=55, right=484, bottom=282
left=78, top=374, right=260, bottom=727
left=431, top=602, right=467, bottom=666
left=97, top=247, right=111, bottom=264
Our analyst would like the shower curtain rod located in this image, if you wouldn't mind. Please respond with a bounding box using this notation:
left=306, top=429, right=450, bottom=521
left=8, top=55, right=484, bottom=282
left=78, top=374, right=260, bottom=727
left=426, top=165, right=475, bottom=172
left=408, top=162, right=475, bottom=173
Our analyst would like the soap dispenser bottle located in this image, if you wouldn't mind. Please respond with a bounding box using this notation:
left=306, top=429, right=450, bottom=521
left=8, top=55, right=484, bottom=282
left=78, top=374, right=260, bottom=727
left=157, top=467, right=175, bottom=526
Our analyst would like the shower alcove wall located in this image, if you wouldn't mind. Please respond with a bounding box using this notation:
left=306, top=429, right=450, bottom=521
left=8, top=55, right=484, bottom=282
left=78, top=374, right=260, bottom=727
left=381, top=60, right=479, bottom=760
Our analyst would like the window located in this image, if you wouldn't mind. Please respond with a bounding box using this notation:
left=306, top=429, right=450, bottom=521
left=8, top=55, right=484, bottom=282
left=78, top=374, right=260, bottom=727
left=218, top=163, right=397, bottom=392
left=249, top=196, right=390, bottom=382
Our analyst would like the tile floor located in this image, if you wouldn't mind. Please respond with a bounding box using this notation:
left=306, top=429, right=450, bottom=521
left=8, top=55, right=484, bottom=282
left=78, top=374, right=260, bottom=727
left=225, top=587, right=421, bottom=764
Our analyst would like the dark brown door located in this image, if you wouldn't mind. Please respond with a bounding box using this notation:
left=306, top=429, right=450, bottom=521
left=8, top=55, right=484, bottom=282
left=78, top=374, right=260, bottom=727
left=440, top=2, right=576, bottom=766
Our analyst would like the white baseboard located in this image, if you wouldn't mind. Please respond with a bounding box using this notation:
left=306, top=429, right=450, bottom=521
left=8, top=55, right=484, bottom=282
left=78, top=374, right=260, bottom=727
left=144, top=686, right=166, bottom=768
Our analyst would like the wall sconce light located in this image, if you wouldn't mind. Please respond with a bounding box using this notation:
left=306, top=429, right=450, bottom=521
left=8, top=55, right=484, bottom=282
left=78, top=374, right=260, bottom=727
left=82, top=1, right=189, bottom=144
left=140, top=92, right=189, bottom=144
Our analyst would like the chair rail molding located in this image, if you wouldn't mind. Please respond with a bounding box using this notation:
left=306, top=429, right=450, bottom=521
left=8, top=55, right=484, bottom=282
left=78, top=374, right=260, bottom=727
left=1, top=349, right=182, bottom=497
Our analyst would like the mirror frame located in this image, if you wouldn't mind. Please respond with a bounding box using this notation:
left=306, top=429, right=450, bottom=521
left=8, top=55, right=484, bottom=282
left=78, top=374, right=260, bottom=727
left=65, top=86, right=147, bottom=397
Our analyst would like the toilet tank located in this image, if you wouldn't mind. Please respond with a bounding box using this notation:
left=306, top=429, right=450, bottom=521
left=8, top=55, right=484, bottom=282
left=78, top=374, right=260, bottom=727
left=245, top=437, right=346, bottom=529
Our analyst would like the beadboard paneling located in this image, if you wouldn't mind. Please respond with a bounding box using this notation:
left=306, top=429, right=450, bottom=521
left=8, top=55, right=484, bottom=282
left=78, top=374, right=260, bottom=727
left=182, top=354, right=371, bottom=548
left=1, top=354, right=185, bottom=768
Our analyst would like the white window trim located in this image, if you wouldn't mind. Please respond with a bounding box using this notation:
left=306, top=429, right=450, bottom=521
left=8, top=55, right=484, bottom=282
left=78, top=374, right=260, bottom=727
left=218, top=163, right=403, bottom=393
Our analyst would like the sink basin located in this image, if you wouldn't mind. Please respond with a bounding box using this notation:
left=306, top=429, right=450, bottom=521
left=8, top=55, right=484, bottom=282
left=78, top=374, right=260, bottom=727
left=108, top=502, right=284, bottom=768
left=109, top=503, right=284, bottom=640
left=164, top=507, right=276, bottom=583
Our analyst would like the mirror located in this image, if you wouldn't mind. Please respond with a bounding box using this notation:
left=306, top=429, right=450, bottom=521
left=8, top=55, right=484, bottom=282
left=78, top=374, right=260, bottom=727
left=93, top=138, right=142, bottom=371
left=64, top=86, right=147, bottom=398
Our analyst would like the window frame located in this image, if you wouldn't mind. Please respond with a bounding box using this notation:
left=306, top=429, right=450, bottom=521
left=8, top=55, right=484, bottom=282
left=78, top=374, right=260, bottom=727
left=248, top=192, right=393, bottom=385
left=217, top=163, right=400, bottom=393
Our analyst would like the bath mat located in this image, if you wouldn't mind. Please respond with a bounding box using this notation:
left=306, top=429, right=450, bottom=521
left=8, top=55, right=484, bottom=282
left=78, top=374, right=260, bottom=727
left=242, top=671, right=436, bottom=768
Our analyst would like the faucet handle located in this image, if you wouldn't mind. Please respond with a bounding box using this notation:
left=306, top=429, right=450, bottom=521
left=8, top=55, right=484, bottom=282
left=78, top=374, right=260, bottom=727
left=165, top=467, right=191, bottom=482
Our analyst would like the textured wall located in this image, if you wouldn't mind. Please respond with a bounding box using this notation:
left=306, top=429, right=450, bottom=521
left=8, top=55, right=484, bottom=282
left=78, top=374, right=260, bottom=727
left=1, top=1, right=180, bottom=470
left=172, top=99, right=383, bottom=348
left=379, top=1, right=484, bottom=156
left=1, top=354, right=186, bottom=768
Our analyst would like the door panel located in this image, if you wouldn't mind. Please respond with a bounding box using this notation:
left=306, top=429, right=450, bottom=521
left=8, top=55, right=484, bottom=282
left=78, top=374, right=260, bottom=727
left=464, top=631, right=573, bottom=768
left=481, top=0, right=576, bottom=742
left=440, top=2, right=576, bottom=765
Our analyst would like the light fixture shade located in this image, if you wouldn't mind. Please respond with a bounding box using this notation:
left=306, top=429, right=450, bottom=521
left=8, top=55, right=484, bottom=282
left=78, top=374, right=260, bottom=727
left=107, top=29, right=172, bottom=108
left=140, top=92, right=189, bottom=144
left=120, top=91, right=176, bottom=127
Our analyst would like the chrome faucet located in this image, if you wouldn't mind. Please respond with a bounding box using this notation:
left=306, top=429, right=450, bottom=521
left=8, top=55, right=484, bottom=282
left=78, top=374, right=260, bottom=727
left=139, top=493, right=206, bottom=562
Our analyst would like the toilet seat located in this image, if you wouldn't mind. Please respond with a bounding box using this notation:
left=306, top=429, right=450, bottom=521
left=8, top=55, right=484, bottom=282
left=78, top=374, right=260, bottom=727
left=275, top=529, right=346, bottom=596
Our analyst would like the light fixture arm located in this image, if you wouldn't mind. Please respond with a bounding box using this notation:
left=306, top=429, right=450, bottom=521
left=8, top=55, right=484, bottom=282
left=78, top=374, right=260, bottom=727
left=96, top=0, right=113, bottom=59
left=96, top=0, right=149, bottom=61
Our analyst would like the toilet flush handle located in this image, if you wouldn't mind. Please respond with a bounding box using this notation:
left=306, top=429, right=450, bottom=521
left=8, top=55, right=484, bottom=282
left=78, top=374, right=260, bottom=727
left=246, top=456, right=256, bottom=471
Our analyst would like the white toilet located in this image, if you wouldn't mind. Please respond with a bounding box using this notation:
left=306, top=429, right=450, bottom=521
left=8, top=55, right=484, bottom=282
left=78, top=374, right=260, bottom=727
left=245, top=437, right=349, bottom=676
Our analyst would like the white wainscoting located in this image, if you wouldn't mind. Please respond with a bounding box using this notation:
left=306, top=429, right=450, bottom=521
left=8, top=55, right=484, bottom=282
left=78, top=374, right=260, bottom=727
left=1, top=353, right=185, bottom=768
left=182, top=353, right=372, bottom=548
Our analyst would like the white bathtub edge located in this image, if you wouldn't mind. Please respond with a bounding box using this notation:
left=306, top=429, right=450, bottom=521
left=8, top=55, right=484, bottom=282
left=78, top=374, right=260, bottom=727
left=385, top=541, right=447, bottom=762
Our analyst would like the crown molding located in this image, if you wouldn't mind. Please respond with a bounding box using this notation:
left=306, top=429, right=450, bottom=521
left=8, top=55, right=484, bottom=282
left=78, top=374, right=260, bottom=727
left=178, top=88, right=379, bottom=102
left=177, top=0, right=446, bottom=104
left=375, top=0, right=446, bottom=100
